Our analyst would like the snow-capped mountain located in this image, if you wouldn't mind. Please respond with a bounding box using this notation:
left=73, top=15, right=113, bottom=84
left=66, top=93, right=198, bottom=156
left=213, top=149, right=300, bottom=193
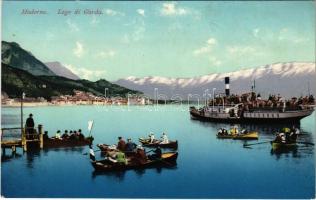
left=114, top=62, right=316, bottom=99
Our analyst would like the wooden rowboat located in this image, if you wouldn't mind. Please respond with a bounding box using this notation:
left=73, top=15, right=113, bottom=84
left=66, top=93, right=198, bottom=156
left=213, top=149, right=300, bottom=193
left=271, top=141, right=297, bottom=151
left=43, top=136, right=93, bottom=148
left=90, top=149, right=178, bottom=172
left=216, top=132, right=259, bottom=140
left=138, top=138, right=178, bottom=149
left=96, top=144, right=136, bottom=156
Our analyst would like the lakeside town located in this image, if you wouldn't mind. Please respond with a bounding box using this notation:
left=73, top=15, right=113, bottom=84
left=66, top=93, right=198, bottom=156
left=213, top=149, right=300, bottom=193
left=1, top=90, right=153, bottom=107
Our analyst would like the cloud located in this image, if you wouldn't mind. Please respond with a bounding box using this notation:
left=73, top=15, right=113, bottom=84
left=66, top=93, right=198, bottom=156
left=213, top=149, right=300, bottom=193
left=137, top=9, right=145, bottom=17
left=64, top=64, right=106, bottom=81
left=73, top=42, right=84, bottom=58
left=122, top=18, right=146, bottom=43
left=66, top=19, right=79, bottom=32
left=209, top=56, right=221, bottom=66
left=193, top=37, right=217, bottom=56
left=105, top=9, right=125, bottom=16
left=253, top=28, right=260, bottom=37
left=161, top=2, right=188, bottom=16
left=227, top=46, right=256, bottom=55
left=96, top=50, right=116, bottom=59
left=278, top=28, right=308, bottom=43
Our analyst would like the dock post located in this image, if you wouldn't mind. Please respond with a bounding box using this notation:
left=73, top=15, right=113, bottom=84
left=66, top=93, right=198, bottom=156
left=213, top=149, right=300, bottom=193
left=11, top=145, right=16, bottom=153
left=38, top=124, right=43, bottom=149
left=22, top=128, right=27, bottom=152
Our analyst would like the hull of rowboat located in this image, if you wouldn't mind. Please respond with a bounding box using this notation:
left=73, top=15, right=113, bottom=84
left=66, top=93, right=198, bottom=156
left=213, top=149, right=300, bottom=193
left=217, top=132, right=258, bottom=140
left=91, top=152, right=178, bottom=172
left=43, top=137, right=93, bottom=148
left=271, top=142, right=297, bottom=150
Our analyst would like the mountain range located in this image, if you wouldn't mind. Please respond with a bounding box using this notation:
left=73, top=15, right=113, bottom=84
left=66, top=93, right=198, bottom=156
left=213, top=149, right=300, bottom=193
left=114, top=62, right=316, bottom=99
left=1, top=41, right=141, bottom=99
left=45, top=61, right=80, bottom=80
left=2, top=41, right=56, bottom=76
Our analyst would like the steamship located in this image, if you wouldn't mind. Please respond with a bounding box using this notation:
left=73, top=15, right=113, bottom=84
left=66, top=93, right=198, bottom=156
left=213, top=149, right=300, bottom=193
left=189, top=77, right=314, bottom=124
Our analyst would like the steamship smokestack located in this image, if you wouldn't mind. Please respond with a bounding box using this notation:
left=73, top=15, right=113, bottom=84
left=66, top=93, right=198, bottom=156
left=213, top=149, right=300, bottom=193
left=225, top=77, right=230, bottom=96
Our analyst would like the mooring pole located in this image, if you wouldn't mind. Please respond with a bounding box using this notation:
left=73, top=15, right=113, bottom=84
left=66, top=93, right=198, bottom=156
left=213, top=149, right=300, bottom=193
left=21, top=92, right=25, bottom=135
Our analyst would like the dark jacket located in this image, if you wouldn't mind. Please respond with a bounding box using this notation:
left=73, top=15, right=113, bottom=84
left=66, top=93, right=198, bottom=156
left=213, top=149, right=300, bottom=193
left=26, top=117, right=34, bottom=128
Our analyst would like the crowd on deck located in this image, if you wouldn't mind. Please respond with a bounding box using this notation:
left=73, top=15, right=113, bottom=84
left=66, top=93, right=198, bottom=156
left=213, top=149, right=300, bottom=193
left=210, top=92, right=315, bottom=110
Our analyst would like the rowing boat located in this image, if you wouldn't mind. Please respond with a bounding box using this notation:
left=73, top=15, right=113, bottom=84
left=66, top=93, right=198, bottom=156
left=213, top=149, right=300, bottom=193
left=271, top=141, right=297, bottom=150
left=90, top=149, right=178, bottom=172
left=139, top=138, right=178, bottom=149
left=216, top=132, right=259, bottom=140
left=96, top=144, right=136, bottom=156
left=43, top=136, right=93, bottom=148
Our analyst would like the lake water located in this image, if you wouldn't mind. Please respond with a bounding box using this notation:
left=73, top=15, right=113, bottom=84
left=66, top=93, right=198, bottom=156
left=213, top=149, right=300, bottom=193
left=1, top=105, right=315, bottom=198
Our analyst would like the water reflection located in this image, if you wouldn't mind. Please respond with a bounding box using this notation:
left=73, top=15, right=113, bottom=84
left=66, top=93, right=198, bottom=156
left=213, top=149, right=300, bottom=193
left=91, top=163, right=177, bottom=181
left=270, top=143, right=314, bottom=160
left=1, top=151, right=22, bottom=162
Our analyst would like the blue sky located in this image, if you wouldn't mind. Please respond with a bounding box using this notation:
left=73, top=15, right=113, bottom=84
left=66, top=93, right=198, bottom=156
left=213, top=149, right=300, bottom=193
left=2, top=1, right=315, bottom=81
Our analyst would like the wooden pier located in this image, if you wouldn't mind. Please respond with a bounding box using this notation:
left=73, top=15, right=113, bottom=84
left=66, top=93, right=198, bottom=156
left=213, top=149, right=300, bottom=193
left=1, top=125, right=44, bottom=154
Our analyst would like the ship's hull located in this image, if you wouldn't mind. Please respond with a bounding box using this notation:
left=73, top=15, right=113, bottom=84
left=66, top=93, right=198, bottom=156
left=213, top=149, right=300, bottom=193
left=190, top=108, right=314, bottom=124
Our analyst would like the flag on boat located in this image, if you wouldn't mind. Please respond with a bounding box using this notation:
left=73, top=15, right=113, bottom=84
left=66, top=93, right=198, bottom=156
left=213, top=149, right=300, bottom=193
left=88, top=120, right=94, bottom=132
left=89, top=147, right=96, bottom=161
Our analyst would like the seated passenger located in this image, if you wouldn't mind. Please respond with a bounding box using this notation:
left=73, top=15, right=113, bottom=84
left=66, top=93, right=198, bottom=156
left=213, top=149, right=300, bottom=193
left=133, top=145, right=147, bottom=164
left=148, top=146, right=162, bottom=160
left=116, top=151, right=127, bottom=165
left=125, top=138, right=137, bottom=152
left=117, top=136, right=126, bottom=151
left=78, top=129, right=84, bottom=141
left=55, top=130, right=62, bottom=139
left=149, top=133, right=155, bottom=143
left=62, top=130, right=69, bottom=139
left=160, top=133, right=169, bottom=144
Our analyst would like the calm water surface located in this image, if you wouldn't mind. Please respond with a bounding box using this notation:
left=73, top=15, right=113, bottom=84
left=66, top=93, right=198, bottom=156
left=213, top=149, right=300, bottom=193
left=1, top=105, right=315, bottom=198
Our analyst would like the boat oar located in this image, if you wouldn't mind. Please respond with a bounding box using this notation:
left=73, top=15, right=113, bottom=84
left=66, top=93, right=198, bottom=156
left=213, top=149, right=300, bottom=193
left=296, top=141, right=314, bottom=146
left=83, top=149, right=101, bottom=155
left=243, top=141, right=272, bottom=147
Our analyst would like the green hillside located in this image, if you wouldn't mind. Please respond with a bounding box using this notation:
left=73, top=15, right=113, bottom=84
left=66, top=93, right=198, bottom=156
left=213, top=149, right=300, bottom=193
left=1, top=63, right=141, bottom=100
left=2, top=41, right=56, bottom=76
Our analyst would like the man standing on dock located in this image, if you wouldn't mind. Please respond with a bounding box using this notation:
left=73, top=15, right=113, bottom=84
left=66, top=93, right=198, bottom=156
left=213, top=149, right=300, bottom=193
left=25, top=113, right=35, bottom=139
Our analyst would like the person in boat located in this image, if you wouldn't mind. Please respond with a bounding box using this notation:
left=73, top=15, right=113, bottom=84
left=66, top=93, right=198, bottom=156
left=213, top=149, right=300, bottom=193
left=25, top=113, right=35, bottom=139
left=223, top=129, right=228, bottom=135
left=148, top=146, right=162, bottom=160
left=125, top=138, right=137, bottom=152
left=149, top=133, right=155, bottom=143
left=218, top=128, right=223, bottom=135
left=230, top=126, right=239, bottom=135
left=55, top=130, right=62, bottom=140
left=69, top=130, right=75, bottom=140
left=133, top=145, right=147, bottom=165
left=116, top=151, right=127, bottom=165
left=62, top=130, right=69, bottom=139
left=74, top=130, right=79, bottom=140
left=289, top=127, right=300, bottom=143
left=117, top=136, right=126, bottom=151
left=160, top=133, right=169, bottom=144
left=240, top=129, right=248, bottom=135
left=276, top=132, right=286, bottom=144
left=78, top=129, right=84, bottom=141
